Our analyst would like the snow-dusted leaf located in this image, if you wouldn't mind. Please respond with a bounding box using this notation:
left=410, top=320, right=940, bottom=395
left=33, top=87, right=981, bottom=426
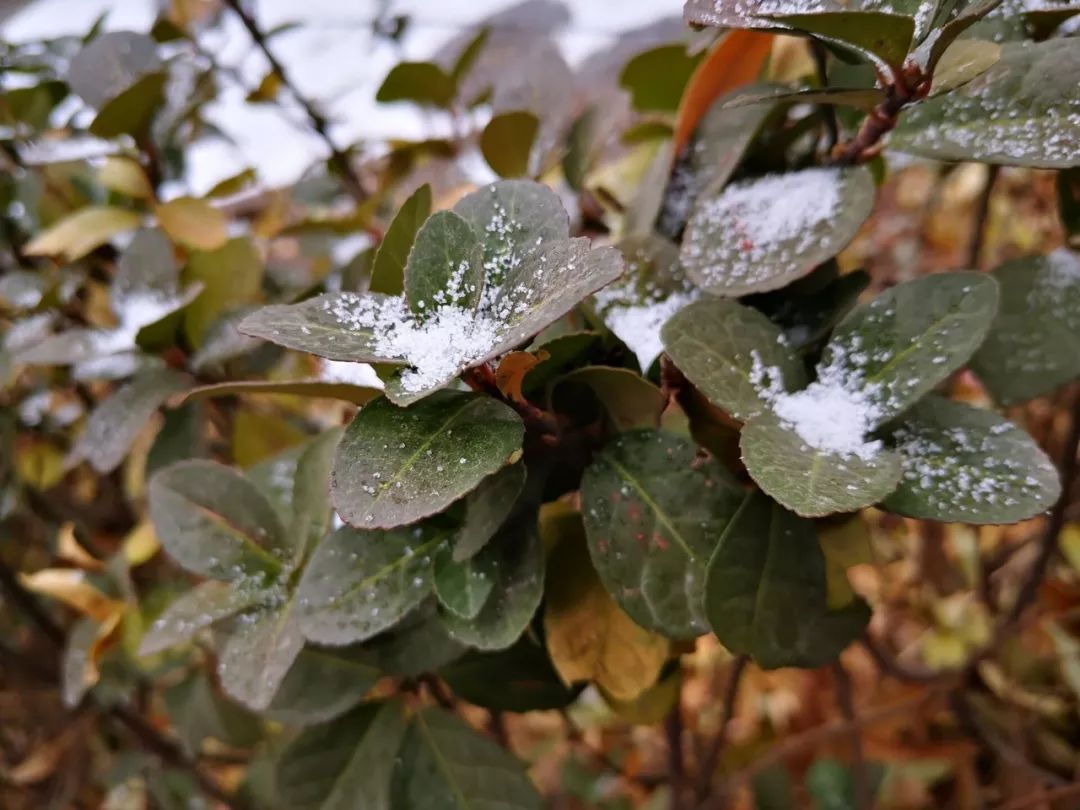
left=331, top=392, right=524, bottom=529
left=434, top=543, right=497, bottom=620
left=296, top=526, right=445, bottom=645
left=681, top=166, right=876, bottom=296
left=891, top=39, right=1080, bottom=168
left=66, top=31, right=161, bottom=109
left=139, top=580, right=263, bottom=656
left=592, top=234, right=698, bottom=370
left=822, top=271, right=999, bottom=424
left=404, top=210, right=485, bottom=316
left=440, top=520, right=544, bottom=650
left=278, top=701, right=408, bottom=810
left=218, top=598, right=305, bottom=711
left=882, top=396, right=1060, bottom=523
left=240, top=181, right=623, bottom=405
left=662, top=298, right=808, bottom=422
left=705, top=491, right=871, bottom=669
left=390, top=708, right=542, bottom=809
left=68, top=368, right=188, bottom=474
left=370, top=184, right=432, bottom=296
left=113, top=228, right=179, bottom=298
left=580, top=430, right=745, bottom=638
left=741, top=412, right=903, bottom=517
left=265, top=646, right=381, bottom=727
left=451, top=462, right=526, bottom=561
left=971, top=250, right=1080, bottom=405
left=148, top=460, right=288, bottom=580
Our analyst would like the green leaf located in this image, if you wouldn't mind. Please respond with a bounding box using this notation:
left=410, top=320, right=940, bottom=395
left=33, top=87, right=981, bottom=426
left=480, top=111, right=539, bottom=178
left=592, top=233, right=698, bottom=370
left=440, top=520, right=544, bottom=651
left=139, top=580, right=262, bottom=656
left=217, top=598, right=305, bottom=711
left=681, top=166, right=876, bottom=296
left=291, top=428, right=343, bottom=563
left=971, top=251, right=1080, bottom=405
left=929, top=39, right=1001, bottom=96
left=771, top=12, right=914, bottom=67
left=277, top=701, right=408, bottom=810
left=66, top=31, right=161, bottom=109
left=148, top=460, right=287, bottom=580
left=376, top=62, right=456, bottom=108
left=619, top=44, right=703, bottom=113
left=740, top=412, right=903, bottom=517
left=164, top=673, right=261, bottom=755
left=881, top=396, right=1060, bottom=523
left=183, top=237, right=263, bottom=347
left=114, top=228, right=179, bottom=296
left=68, top=368, right=188, bottom=474
left=704, top=491, right=871, bottom=669
left=451, top=462, right=526, bottom=561
left=556, top=367, right=666, bottom=432
left=562, top=106, right=602, bottom=191
left=331, top=392, right=524, bottom=529
left=434, top=543, right=497, bottom=620
left=370, top=184, right=433, bottom=296
left=822, top=271, right=999, bottom=423
left=89, top=71, right=168, bottom=138
left=450, top=28, right=489, bottom=87
left=915, top=0, right=1003, bottom=74
left=390, top=707, right=542, bottom=809
left=891, top=39, right=1080, bottom=168
left=580, top=430, right=745, bottom=638
left=296, top=526, right=445, bottom=645
left=722, top=85, right=885, bottom=112
left=364, top=605, right=467, bottom=676
left=404, top=210, right=485, bottom=316
left=181, top=380, right=381, bottom=406
left=662, top=298, right=808, bottom=422
left=440, top=639, right=579, bottom=712
left=264, top=646, right=381, bottom=727
left=746, top=267, right=871, bottom=351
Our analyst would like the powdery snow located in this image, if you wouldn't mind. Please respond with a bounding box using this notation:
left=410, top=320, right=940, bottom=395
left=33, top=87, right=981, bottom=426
left=320, top=359, right=385, bottom=389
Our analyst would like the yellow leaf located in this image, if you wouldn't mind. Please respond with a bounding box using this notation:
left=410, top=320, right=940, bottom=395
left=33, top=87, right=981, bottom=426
left=18, top=568, right=126, bottom=622
left=495, top=350, right=547, bottom=403
left=99, top=156, right=154, bottom=199
left=155, top=196, right=228, bottom=251
left=56, top=523, right=105, bottom=571
left=15, top=438, right=66, bottom=490
left=819, top=516, right=874, bottom=610
left=123, top=521, right=160, bottom=567
left=544, top=529, right=668, bottom=702
left=182, top=236, right=263, bottom=346
left=602, top=670, right=681, bottom=725
left=247, top=69, right=283, bottom=102
left=23, top=206, right=141, bottom=261
left=1060, top=523, right=1080, bottom=574
left=232, top=409, right=307, bottom=467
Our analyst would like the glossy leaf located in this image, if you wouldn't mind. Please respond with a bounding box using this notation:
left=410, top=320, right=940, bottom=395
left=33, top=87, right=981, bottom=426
left=929, top=39, right=1001, bottom=95
left=278, top=701, right=408, bottom=810
left=390, top=707, right=542, bottom=809
left=662, top=298, right=808, bottom=422
left=704, top=491, right=871, bottom=669
left=434, top=544, right=497, bottom=620
left=882, top=396, right=1060, bottom=523
left=370, top=184, right=432, bottom=296
left=296, top=526, right=445, bottom=645
left=331, top=392, right=523, bottom=529
left=580, top=430, right=745, bottom=638
left=771, top=12, right=915, bottom=67
left=681, top=166, right=876, bottom=296
left=971, top=251, right=1080, bottom=404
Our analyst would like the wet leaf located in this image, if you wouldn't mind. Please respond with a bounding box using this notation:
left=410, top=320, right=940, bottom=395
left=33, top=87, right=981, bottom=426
left=139, top=580, right=262, bottom=656
left=217, top=599, right=305, bottom=710
left=265, top=646, right=381, bottom=727
left=403, top=210, right=485, bottom=316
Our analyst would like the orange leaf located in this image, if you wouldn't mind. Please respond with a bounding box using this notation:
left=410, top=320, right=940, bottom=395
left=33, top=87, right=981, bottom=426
left=495, top=350, right=548, bottom=403
left=18, top=569, right=125, bottom=622
left=672, top=30, right=775, bottom=156
left=56, top=522, right=105, bottom=571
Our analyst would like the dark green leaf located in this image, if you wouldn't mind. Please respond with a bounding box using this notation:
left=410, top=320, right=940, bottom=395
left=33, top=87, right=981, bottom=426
left=440, top=639, right=579, bottom=712
left=681, top=166, right=876, bottom=296
left=217, top=598, right=305, bottom=711
left=68, top=368, right=188, bottom=474
left=881, top=396, right=1060, bottom=523
left=746, top=268, right=871, bottom=351
left=619, top=44, right=703, bottom=113
left=265, top=646, right=381, bottom=727
left=331, top=392, right=524, bottom=529
left=291, top=428, right=343, bottom=563
left=480, top=111, right=539, bottom=178
left=1059, top=169, right=1080, bottom=245
left=581, top=430, right=745, bottom=638
left=740, top=412, right=903, bottom=517
left=370, top=184, right=433, bottom=296
left=89, top=71, right=168, bottom=138
left=148, top=460, right=287, bottom=580
left=556, top=367, right=666, bottom=432
left=181, top=380, right=381, bottom=406
left=770, top=12, right=914, bottom=67
left=376, top=62, right=456, bottom=108
left=723, top=85, right=884, bottom=112
left=891, top=39, right=1080, bottom=168
left=704, top=491, right=871, bottom=669
left=364, top=605, right=467, bottom=676
left=278, top=701, right=408, bottom=810
left=440, top=520, right=544, bottom=650
left=390, top=707, right=542, bottom=809
left=296, top=526, right=444, bottom=645
left=434, top=543, right=497, bottom=620
left=404, top=210, right=485, bottom=316
left=662, top=298, right=808, bottom=422
left=451, top=462, right=526, bottom=561
left=164, top=674, right=261, bottom=755
left=971, top=251, right=1080, bottom=404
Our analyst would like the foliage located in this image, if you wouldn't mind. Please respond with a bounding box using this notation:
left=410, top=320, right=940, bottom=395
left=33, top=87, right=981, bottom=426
left=3, top=0, right=1080, bottom=808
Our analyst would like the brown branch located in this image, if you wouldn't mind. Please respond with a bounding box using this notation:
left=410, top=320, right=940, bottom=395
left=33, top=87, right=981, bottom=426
left=667, top=702, right=687, bottom=810
left=221, top=0, right=366, bottom=204
left=695, top=654, right=749, bottom=802
left=860, top=631, right=951, bottom=685
left=832, top=66, right=929, bottom=166
left=832, top=661, right=872, bottom=810
left=967, top=165, right=1000, bottom=268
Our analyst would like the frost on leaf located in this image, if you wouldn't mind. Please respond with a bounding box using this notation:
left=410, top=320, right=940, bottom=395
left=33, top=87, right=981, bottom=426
left=680, top=166, right=875, bottom=297
left=239, top=180, right=623, bottom=405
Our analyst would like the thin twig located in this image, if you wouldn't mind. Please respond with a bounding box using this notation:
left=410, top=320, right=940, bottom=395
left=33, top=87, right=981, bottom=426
left=860, top=631, right=950, bottom=685
left=810, top=41, right=839, bottom=153
left=833, top=66, right=929, bottom=165
left=832, top=661, right=872, bottom=810
left=695, top=654, right=749, bottom=802
left=967, top=165, right=1000, bottom=268
left=221, top=0, right=366, bottom=204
